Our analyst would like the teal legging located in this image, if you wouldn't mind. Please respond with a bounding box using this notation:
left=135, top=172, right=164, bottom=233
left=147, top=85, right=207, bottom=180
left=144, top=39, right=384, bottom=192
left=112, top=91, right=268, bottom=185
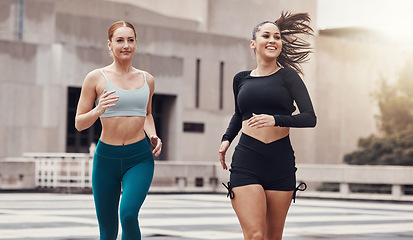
left=92, top=138, right=154, bottom=240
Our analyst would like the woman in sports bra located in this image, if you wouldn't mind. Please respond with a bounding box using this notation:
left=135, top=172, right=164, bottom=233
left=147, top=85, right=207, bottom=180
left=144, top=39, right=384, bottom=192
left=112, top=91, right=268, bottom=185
left=75, top=21, right=161, bottom=240
left=219, top=12, right=316, bottom=240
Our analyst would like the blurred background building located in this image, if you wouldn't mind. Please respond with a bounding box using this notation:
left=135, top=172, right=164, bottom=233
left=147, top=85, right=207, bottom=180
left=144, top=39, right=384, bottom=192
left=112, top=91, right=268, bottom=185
left=0, top=0, right=411, bottom=167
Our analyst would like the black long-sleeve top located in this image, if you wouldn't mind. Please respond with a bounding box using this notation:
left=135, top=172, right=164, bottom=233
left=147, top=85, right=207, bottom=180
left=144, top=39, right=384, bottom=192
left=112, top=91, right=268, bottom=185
left=222, top=67, right=316, bottom=143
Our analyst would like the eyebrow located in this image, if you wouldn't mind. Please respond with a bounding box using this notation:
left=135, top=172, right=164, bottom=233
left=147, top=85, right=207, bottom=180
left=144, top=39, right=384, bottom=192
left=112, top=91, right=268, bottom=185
left=115, top=36, right=135, bottom=39
left=262, top=31, right=280, bottom=35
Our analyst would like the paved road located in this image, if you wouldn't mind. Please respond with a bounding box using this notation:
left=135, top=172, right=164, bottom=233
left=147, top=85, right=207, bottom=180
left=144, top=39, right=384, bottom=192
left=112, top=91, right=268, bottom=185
left=0, top=193, right=413, bottom=239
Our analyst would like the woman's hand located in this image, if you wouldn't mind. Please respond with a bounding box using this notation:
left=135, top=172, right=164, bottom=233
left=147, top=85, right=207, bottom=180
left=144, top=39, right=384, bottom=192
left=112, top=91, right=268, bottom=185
left=95, top=90, right=119, bottom=115
left=246, top=113, right=275, bottom=128
left=150, top=135, right=162, bottom=157
left=219, top=141, right=230, bottom=170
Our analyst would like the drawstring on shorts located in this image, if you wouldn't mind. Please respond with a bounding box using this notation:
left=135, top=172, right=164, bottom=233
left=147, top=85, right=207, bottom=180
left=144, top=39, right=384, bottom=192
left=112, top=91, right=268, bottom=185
left=222, top=182, right=235, bottom=199
left=293, top=182, right=307, bottom=203
left=222, top=181, right=307, bottom=202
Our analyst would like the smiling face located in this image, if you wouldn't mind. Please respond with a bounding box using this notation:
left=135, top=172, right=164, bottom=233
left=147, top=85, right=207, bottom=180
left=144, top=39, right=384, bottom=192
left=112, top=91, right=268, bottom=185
left=250, top=22, right=282, bottom=61
left=108, top=26, right=137, bottom=61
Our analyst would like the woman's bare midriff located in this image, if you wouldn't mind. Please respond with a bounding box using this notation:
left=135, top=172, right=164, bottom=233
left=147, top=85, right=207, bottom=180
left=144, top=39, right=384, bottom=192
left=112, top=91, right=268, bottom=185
left=99, top=116, right=146, bottom=145
left=242, top=120, right=290, bottom=144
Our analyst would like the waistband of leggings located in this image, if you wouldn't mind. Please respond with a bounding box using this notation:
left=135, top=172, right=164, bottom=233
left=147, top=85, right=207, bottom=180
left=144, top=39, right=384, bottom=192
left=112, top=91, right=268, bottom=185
left=239, top=133, right=291, bottom=150
left=95, top=138, right=151, bottom=159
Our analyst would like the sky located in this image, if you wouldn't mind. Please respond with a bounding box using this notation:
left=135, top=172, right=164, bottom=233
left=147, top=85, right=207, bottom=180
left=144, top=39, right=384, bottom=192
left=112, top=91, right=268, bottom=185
left=317, top=0, right=412, bottom=32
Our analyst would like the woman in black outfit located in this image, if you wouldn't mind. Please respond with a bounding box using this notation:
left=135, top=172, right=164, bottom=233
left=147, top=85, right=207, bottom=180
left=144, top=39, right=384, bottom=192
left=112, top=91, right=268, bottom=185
left=219, top=12, right=316, bottom=240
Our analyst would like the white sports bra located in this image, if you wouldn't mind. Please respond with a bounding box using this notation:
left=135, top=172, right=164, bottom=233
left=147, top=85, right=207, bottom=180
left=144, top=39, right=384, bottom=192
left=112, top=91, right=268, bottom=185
left=95, top=69, right=149, bottom=118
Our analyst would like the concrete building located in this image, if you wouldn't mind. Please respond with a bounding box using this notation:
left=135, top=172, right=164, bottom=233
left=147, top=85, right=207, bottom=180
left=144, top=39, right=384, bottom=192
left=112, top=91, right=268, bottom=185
left=0, top=0, right=410, bottom=167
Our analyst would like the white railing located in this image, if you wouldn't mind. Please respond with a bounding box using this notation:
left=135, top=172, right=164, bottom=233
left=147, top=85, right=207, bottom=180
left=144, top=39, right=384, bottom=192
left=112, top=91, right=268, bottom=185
left=297, top=164, right=413, bottom=199
left=24, top=153, right=93, bottom=189
left=16, top=154, right=413, bottom=200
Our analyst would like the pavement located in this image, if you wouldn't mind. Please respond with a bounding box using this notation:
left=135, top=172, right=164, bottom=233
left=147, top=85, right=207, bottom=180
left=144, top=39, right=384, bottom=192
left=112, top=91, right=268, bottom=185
left=0, top=193, right=413, bottom=240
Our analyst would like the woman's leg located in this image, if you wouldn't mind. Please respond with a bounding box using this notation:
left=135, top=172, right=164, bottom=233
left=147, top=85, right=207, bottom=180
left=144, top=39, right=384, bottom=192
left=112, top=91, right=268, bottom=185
left=231, top=184, right=267, bottom=240
left=92, top=154, right=122, bottom=240
left=264, top=190, right=294, bottom=240
left=119, top=160, right=154, bottom=240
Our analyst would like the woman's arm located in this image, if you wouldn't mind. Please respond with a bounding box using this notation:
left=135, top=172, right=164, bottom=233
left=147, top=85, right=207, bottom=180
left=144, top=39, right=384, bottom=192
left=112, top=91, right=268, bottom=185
left=221, top=71, right=249, bottom=143
left=75, top=70, right=118, bottom=131
left=143, top=72, right=162, bottom=157
left=247, top=68, right=316, bottom=129
left=273, top=68, right=316, bottom=128
left=219, top=71, right=249, bottom=170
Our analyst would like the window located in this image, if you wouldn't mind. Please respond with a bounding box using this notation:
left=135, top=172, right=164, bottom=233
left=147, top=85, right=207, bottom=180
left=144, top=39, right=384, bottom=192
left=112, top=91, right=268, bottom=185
left=219, top=61, right=224, bottom=110
left=195, top=58, right=200, bottom=108
left=183, top=122, right=204, bottom=133
left=151, top=94, right=176, bottom=160
left=66, top=87, right=101, bottom=153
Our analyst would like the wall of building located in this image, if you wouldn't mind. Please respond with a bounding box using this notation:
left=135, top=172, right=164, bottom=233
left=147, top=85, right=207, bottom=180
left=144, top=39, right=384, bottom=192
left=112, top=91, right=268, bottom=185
left=1, top=0, right=410, bottom=166
left=0, top=161, right=35, bottom=189
left=0, top=0, right=252, bottom=163
left=206, top=0, right=317, bottom=38
left=109, top=0, right=209, bottom=31
left=311, top=34, right=409, bottom=164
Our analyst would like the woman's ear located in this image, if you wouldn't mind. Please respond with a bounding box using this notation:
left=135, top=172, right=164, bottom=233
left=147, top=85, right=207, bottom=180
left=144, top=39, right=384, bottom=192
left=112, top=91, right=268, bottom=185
left=107, top=39, right=112, bottom=51
left=250, top=40, right=256, bottom=50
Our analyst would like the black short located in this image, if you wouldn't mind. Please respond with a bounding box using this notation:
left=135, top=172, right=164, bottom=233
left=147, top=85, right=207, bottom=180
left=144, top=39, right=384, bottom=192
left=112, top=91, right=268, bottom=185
left=229, top=133, right=296, bottom=191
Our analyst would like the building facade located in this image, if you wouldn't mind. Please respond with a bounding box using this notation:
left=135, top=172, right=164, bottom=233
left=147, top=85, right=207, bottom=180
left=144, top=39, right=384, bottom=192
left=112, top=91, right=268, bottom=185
left=0, top=0, right=409, bottom=165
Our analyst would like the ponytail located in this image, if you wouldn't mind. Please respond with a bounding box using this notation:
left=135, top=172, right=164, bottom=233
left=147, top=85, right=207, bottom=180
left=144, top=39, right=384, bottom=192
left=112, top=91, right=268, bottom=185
left=275, top=12, right=313, bottom=75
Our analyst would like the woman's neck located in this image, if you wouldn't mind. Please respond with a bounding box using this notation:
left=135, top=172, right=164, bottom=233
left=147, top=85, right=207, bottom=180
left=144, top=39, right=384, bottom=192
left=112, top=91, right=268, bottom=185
left=111, top=60, right=133, bottom=74
left=253, top=58, right=279, bottom=76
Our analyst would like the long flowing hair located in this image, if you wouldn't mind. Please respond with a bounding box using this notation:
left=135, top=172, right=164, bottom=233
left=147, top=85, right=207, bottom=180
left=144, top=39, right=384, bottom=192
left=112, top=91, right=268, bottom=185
left=252, top=12, right=313, bottom=74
